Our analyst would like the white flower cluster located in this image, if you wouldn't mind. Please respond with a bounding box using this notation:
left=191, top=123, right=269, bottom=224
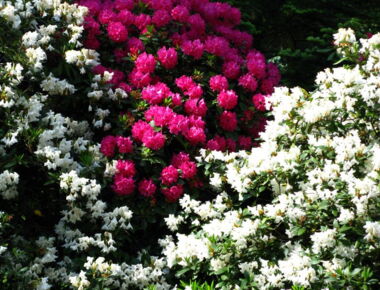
left=41, top=74, right=76, bottom=95
left=164, top=30, right=380, bottom=288
left=69, top=256, right=170, bottom=290
left=65, top=49, right=100, bottom=73
left=0, top=170, right=19, bottom=199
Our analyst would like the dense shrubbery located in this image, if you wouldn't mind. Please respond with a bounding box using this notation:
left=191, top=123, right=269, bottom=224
left=78, top=0, right=280, bottom=202
left=164, top=29, right=380, bottom=288
left=225, top=0, right=380, bottom=89
left=1, top=0, right=379, bottom=289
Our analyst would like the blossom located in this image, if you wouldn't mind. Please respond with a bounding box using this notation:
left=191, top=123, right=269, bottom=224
left=112, top=174, right=135, bottom=195
left=222, top=61, right=240, bottom=79
left=138, top=179, right=157, bottom=197
left=157, top=47, right=178, bottom=69
left=116, top=160, right=136, bottom=177
left=161, top=165, right=179, bottom=185
left=184, top=98, right=208, bottom=117
left=217, top=90, right=238, bottom=110
left=209, top=75, right=229, bottom=92
left=115, top=136, right=133, bottom=154
left=135, top=52, right=156, bottom=73
left=100, top=136, right=116, bottom=157
left=171, top=5, right=189, bottom=22
left=252, top=93, right=267, bottom=111
left=238, top=73, right=258, bottom=92
left=98, top=9, right=116, bottom=25
left=238, top=136, right=252, bottom=150
left=142, top=131, right=166, bottom=150
left=107, top=22, right=128, bottom=42
left=128, top=69, right=152, bottom=88
left=171, top=152, right=191, bottom=168
left=184, top=126, right=206, bottom=145
left=179, top=161, right=197, bottom=179
left=152, top=9, right=171, bottom=27
left=181, top=39, right=204, bottom=60
left=247, top=51, right=267, bottom=79
left=142, top=82, right=171, bottom=104
left=162, top=184, right=184, bottom=202
left=219, top=111, right=237, bottom=131
left=134, top=14, right=151, bottom=30
left=175, top=75, right=196, bottom=91
left=131, top=120, right=153, bottom=142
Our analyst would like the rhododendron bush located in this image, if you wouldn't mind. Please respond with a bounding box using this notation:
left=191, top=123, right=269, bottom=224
left=0, top=0, right=278, bottom=288
left=163, top=30, right=380, bottom=288
left=1, top=0, right=379, bottom=288
left=78, top=0, right=280, bottom=201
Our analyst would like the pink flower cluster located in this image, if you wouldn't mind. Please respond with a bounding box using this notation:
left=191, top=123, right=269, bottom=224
left=81, top=0, right=281, bottom=201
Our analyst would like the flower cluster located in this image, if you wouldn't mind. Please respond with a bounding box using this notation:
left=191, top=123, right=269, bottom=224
left=79, top=0, right=281, bottom=200
left=0, top=1, right=171, bottom=288
left=161, top=30, right=380, bottom=289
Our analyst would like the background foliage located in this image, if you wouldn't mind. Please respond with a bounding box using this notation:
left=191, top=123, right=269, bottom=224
left=224, top=0, right=380, bottom=89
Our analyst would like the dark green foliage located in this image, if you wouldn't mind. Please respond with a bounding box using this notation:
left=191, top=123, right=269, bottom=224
left=224, top=0, right=380, bottom=89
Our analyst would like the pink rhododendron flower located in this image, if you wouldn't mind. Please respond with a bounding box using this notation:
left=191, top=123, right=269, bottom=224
left=267, top=62, right=281, bottom=84
left=226, top=138, right=237, bottom=152
left=184, top=126, right=206, bottom=145
left=134, top=13, right=151, bottom=30
left=81, top=0, right=281, bottom=200
left=84, top=16, right=100, bottom=34
left=138, top=179, right=157, bottom=197
left=128, top=69, right=152, bottom=88
left=168, top=114, right=188, bottom=135
left=144, top=106, right=175, bottom=127
left=171, top=5, right=189, bottom=22
left=179, top=161, right=197, bottom=179
left=142, top=131, right=166, bottom=150
left=98, top=9, right=116, bottom=24
left=141, top=82, right=171, bottom=104
left=252, top=93, right=267, bottom=111
left=175, top=75, right=196, bottom=91
left=162, top=184, right=184, bottom=202
left=117, top=82, right=132, bottom=92
left=223, top=61, right=240, bottom=79
left=247, top=51, right=267, bottom=79
left=157, top=47, right=178, bottom=69
left=84, top=34, right=100, bottom=49
left=135, top=52, right=156, bottom=74
left=217, top=90, right=238, bottom=110
left=116, top=160, right=136, bottom=177
left=113, top=174, right=135, bottom=195
left=184, top=85, right=203, bottom=99
left=184, top=98, right=208, bottom=117
left=260, top=78, right=275, bottom=94
left=181, top=39, right=204, bottom=60
left=79, top=0, right=101, bottom=15
left=188, top=14, right=205, bottom=34
left=238, top=73, right=258, bottom=92
left=117, top=9, right=135, bottom=26
left=152, top=9, right=171, bottom=27
left=107, top=21, right=128, bottom=42
left=161, top=165, right=179, bottom=185
left=127, top=37, right=145, bottom=54
left=100, top=136, right=116, bottom=157
left=114, top=0, right=134, bottom=11
left=171, top=152, right=191, bottom=168
left=219, top=111, right=237, bottom=131
left=205, top=36, right=230, bottom=57
left=209, top=75, right=228, bottom=92
left=170, top=93, right=182, bottom=106
left=115, top=136, right=133, bottom=154
left=238, top=136, right=252, bottom=150
left=206, top=135, right=227, bottom=151
left=132, top=120, right=154, bottom=142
